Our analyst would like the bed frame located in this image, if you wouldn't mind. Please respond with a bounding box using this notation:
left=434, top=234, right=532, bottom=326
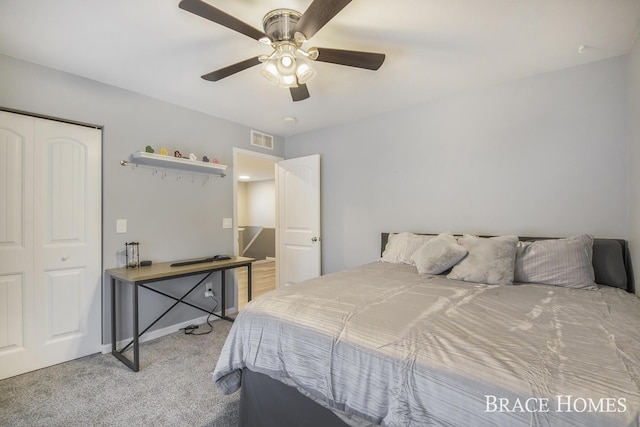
left=239, top=368, right=349, bottom=426
left=238, top=234, right=635, bottom=426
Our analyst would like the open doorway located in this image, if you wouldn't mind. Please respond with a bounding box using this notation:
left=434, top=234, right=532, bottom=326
left=233, top=148, right=282, bottom=311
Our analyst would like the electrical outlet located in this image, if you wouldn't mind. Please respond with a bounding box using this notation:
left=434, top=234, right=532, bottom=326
left=204, top=282, right=213, bottom=298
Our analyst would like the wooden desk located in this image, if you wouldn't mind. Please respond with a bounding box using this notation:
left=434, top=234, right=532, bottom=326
left=106, top=256, right=254, bottom=372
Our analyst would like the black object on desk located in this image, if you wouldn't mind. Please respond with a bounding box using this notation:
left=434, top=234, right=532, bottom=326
left=170, top=257, right=215, bottom=267
left=169, top=255, right=231, bottom=267
left=107, top=256, right=254, bottom=372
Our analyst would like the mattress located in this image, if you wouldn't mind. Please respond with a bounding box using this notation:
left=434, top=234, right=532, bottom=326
left=213, top=261, right=640, bottom=426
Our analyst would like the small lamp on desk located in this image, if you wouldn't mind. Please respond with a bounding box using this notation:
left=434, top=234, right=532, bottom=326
left=125, top=242, right=140, bottom=268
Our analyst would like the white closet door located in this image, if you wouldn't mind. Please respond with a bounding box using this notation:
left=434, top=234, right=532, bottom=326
left=0, top=111, right=102, bottom=379
left=0, top=112, right=36, bottom=377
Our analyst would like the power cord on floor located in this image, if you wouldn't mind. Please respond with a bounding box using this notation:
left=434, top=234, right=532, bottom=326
left=181, top=296, right=219, bottom=336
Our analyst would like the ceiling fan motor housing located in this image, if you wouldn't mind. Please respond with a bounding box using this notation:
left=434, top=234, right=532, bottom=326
left=263, top=9, right=302, bottom=43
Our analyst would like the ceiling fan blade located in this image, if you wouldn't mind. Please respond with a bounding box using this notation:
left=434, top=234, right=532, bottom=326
left=290, top=84, right=310, bottom=102
left=179, top=0, right=267, bottom=42
left=201, top=56, right=262, bottom=81
left=294, top=0, right=352, bottom=40
left=314, top=47, right=385, bottom=70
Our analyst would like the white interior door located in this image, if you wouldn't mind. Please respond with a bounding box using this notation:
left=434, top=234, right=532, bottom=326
left=276, top=154, right=321, bottom=287
left=0, top=111, right=102, bottom=380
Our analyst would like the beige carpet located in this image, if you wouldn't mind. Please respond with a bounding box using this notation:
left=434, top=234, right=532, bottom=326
left=0, top=319, right=239, bottom=427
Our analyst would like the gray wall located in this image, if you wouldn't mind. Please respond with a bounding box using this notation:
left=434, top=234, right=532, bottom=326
left=2, top=43, right=636, bottom=347
left=285, top=56, right=629, bottom=275
left=242, top=227, right=275, bottom=261
left=628, top=37, right=640, bottom=295
left=0, top=54, right=285, bottom=344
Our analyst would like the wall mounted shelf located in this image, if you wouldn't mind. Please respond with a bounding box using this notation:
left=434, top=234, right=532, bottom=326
left=123, top=151, right=227, bottom=176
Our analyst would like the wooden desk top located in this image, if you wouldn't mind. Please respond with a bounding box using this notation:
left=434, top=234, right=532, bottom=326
left=106, top=256, right=255, bottom=284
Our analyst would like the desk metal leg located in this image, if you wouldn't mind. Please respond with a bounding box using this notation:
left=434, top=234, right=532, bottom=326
left=111, top=278, right=140, bottom=372
left=221, top=269, right=226, bottom=318
left=132, top=283, right=139, bottom=371
left=111, top=277, right=116, bottom=355
left=247, top=264, right=252, bottom=302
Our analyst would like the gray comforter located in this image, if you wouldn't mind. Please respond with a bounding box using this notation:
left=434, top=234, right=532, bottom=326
left=213, top=262, right=640, bottom=426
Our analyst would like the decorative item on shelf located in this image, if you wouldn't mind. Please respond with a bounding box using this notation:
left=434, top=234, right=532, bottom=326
left=160, top=148, right=168, bottom=156
left=213, top=158, right=219, bottom=164
left=202, top=156, right=210, bottom=162
left=145, top=145, right=154, bottom=153
left=174, top=150, right=182, bottom=158
left=189, top=153, right=197, bottom=161
left=125, top=242, right=140, bottom=268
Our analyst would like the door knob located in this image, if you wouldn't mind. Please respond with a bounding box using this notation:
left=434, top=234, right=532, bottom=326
left=311, top=237, right=318, bottom=242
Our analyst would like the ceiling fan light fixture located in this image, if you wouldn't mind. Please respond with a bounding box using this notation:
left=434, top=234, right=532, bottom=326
left=261, top=43, right=313, bottom=88
left=278, top=55, right=295, bottom=73
left=260, top=60, right=280, bottom=85
left=278, top=74, right=298, bottom=88
left=275, top=44, right=297, bottom=75
left=295, top=58, right=316, bottom=84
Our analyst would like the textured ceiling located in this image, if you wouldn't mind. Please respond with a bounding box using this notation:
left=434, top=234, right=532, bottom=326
left=0, top=0, right=639, bottom=137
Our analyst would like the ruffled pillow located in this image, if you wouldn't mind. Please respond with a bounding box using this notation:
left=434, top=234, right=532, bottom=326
left=447, top=235, right=519, bottom=285
left=411, top=233, right=468, bottom=274
left=381, top=232, right=433, bottom=264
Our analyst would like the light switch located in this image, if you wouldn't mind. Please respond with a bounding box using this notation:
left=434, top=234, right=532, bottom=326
left=116, top=219, right=127, bottom=234
left=222, top=218, right=233, bottom=229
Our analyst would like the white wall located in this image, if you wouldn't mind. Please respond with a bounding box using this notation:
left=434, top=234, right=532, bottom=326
left=237, top=180, right=276, bottom=227
left=237, top=181, right=249, bottom=226
left=286, top=57, right=629, bottom=275
left=245, top=180, right=276, bottom=227
left=628, top=35, right=640, bottom=295
left=0, top=54, right=285, bottom=342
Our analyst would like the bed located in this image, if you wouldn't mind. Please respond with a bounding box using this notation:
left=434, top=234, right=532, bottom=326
left=213, top=233, right=639, bottom=426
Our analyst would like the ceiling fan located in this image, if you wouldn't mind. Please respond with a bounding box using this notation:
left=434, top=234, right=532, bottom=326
left=178, top=0, right=386, bottom=102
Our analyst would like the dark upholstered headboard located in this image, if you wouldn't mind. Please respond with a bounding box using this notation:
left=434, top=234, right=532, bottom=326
left=381, top=233, right=635, bottom=294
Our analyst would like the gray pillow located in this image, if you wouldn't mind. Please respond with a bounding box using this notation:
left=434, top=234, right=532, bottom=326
left=514, top=235, right=597, bottom=290
left=447, top=235, right=519, bottom=285
left=411, top=233, right=468, bottom=275
left=381, top=232, right=433, bottom=264
left=592, top=239, right=627, bottom=288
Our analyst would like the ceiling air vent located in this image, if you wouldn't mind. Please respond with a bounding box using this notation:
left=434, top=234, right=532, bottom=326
left=250, top=130, right=274, bottom=150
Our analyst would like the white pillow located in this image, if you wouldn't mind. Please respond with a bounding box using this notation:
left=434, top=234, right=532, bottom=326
left=411, top=233, right=468, bottom=274
left=447, top=235, right=519, bottom=285
left=514, top=235, right=597, bottom=290
left=381, top=232, right=433, bottom=264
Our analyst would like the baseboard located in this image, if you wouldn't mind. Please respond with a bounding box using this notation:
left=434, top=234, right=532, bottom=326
left=101, top=308, right=238, bottom=354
